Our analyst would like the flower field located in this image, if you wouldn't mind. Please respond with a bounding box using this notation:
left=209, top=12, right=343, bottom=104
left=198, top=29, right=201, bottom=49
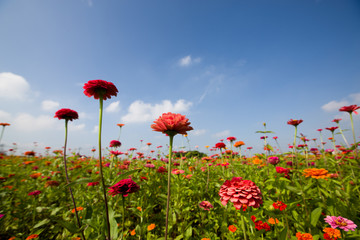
left=0, top=81, right=359, bottom=240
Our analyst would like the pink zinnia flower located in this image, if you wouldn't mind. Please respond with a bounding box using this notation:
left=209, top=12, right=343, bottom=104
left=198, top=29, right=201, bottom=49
left=54, top=108, right=79, bottom=121
left=171, top=169, right=185, bottom=175
left=287, top=119, right=303, bottom=126
left=151, top=112, right=193, bottom=136
left=109, top=140, right=121, bottom=148
left=324, top=215, right=357, bottom=231
left=219, top=177, right=263, bottom=209
left=108, top=178, right=140, bottom=197
left=199, top=201, right=214, bottom=210
left=339, top=105, right=360, bottom=114
left=83, top=79, right=118, bottom=100
left=28, top=190, right=41, bottom=196
left=157, top=166, right=167, bottom=173
left=267, top=156, right=280, bottom=165
left=145, top=163, right=155, bottom=168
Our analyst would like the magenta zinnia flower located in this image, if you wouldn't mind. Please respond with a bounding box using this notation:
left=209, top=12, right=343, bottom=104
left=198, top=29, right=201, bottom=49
left=199, top=201, right=214, bottom=210
left=83, top=79, right=118, bottom=100
left=151, top=112, right=193, bottom=136
left=287, top=119, right=303, bottom=126
left=219, top=177, right=263, bottom=209
left=108, top=178, right=140, bottom=197
left=28, top=190, right=41, bottom=196
left=324, top=215, right=357, bottom=231
left=267, top=156, right=280, bottom=165
left=109, top=140, right=121, bottom=148
left=54, top=108, right=79, bottom=121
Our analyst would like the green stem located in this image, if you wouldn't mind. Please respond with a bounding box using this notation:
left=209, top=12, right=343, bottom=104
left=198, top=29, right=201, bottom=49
left=98, top=97, right=111, bottom=240
left=241, top=213, right=247, bottom=240
left=337, top=123, right=350, bottom=148
left=122, top=195, right=125, bottom=240
left=165, top=134, right=175, bottom=240
left=0, top=126, right=5, bottom=144
left=64, top=120, right=86, bottom=240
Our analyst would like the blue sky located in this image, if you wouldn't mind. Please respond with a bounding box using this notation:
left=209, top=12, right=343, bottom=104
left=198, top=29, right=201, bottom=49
left=0, top=0, right=359, bottom=156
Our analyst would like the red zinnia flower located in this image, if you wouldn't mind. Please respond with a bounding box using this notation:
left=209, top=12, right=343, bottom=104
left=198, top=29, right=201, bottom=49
left=54, top=108, right=79, bottom=121
left=109, top=140, right=121, bottom=148
left=228, top=225, right=237, bottom=233
left=287, top=119, right=303, bottom=126
left=151, top=112, right=193, bottom=136
left=215, top=142, right=226, bottom=149
left=273, top=201, right=287, bottom=211
left=199, top=201, right=214, bottom=210
left=219, top=177, right=263, bottom=209
left=28, top=190, right=41, bottom=196
left=227, top=136, right=236, bottom=142
left=325, top=127, right=338, bottom=132
left=108, top=178, right=140, bottom=197
left=83, top=79, right=118, bottom=100
left=332, top=119, right=342, bottom=123
left=339, top=105, right=360, bottom=114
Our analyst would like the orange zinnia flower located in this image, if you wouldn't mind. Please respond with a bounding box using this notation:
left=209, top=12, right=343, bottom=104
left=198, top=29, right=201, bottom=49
left=323, top=228, right=341, bottom=240
left=268, top=217, right=280, bottom=224
left=130, top=229, right=136, bottom=236
left=296, top=232, right=313, bottom=240
left=147, top=223, right=156, bottom=231
left=29, top=173, right=42, bottom=179
left=228, top=225, right=237, bottom=232
left=303, top=168, right=331, bottom=179
left=71, top=206, right=84, bottom=213
left=234, top=141, right=245, bottom=147
left=201, top=238, right=211, bottom=240
left=26, top=235, right=39, bottom=240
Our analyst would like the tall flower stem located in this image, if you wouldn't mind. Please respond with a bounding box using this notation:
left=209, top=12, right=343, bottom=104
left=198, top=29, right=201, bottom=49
left=0, top=126, right=5, bottom=144
left=336, top=123, right=350, bottom=148
left=121, top=195, right=125, bottom=240
left=98, top=97, right=111, bottom=240
left=349, top=113, right=358, bottom=159
left=64, top=120, right=86, bottom=240
left=293, top=126, right=298, bottom=168
left=164, top=133, right=175, bottom=240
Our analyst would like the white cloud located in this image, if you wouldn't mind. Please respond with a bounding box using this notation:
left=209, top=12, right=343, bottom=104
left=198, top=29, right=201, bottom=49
left=13, top=113, right=60, bottom=132
left=0, top=72, right=31, bottom=100
left=178, top=55, right=201, bottom=67
left=92, top=125, right=99, bottom=133
left=69, top=123, right=85, bottom=131
left=105, top=101, right=120, bottom=113
left=350, top=93, right=360, bottom=103
left=213, top=130, right=231, bottom=139
left=198, top=75, right=224, bottom=103
left=321, top=100, right=349, bottom=112
left=192, top=129, right=207, bottom=136
left=122, top=99, right=192, bottom=123
left=0, top=110, right=12, bottom=122
left=41, top=100, right=60, bottom=111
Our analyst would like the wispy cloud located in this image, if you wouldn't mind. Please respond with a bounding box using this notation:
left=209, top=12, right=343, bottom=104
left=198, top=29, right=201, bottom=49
left=178, top=55, right=201, bottom=67
left=0, top=110, right=11, bottom=122
left=13, top=113, right=60, bottom=132
left=41, top=100, right=60, bottom=112
left=213, top=130, right=231, bottom=139
left=198, top=74, right=225, bottom=104
left=122, top=99, right=192, bottom=123
left=0, top=72, right=31, bottom=100
left=105, top=101, right=121, bottom=113
left=321, top=92, right=360, bottom=112
left=192, top=129, right=207, bottom=136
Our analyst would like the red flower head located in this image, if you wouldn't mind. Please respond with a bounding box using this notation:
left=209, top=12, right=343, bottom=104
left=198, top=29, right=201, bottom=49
left=215, top=142, right=226, bottom=149
left=325, top=127, right=338, bottom=133
left=287, top=119, right=303, bottom=126
left=109, top=140, right=121, bottom=148
left=117, top=123, right=125, bottom=127
left=339, top=105, right=360, bottom=114
left=108, top=178, right=140, bottom=197
left=332, top=119, right=342, bottom=123
left=54, top=108, right=79, bottom=121
left=151, top=112, right=193, bottom=136
left=83, top=79, right=118, bottom=100
left=227, top=136, right=236, bottom=142
left=273, top=201, right=287, bottom=211
left=219, top=177, right=263, bottom=209
left=28, top=190, right=41, bottom=196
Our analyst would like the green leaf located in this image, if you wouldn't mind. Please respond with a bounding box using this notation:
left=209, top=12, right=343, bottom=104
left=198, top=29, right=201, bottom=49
left=285, top=185, right=302, bottom=194
left=310, top=207, right=322, bottom=227
left=279, top=227, right=289, bottom=240
left=34, top=218, right=50, bottom=228
left=55, top=219, right=81, bottom=233
left=174, top=234, right=184, bottom=240
left=185, top=226, right=192, bottom=238
left=108, top=205, right=118, bottom=240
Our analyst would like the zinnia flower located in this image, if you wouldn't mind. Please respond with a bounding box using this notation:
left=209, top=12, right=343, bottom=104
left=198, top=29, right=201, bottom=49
left=0, top=123, right=10, bottom=126
left=228, top=225, right=237, bottom=233
left=219, top=177, right=263, bottom=209
left=45, top=180, right=60, bottom=187
left=326, top=127, right=338, bottom=133
left=227, top=136, right=236, bottom=142
left=234, top=141, right=245, bottom=148
left=324, top=215, right=357, bottom=231
left=267, top=156, right=280, bottom=165
left=323, top=227, right=341, bottom=240
left=109, top=140, right=121, bottom=148
left=54, top=108, right=79, bottom=121
left=287, top=119, right=303, bottom=126
left=147, top=223, right=156, bottom=231
left=71, top=206, right=84, bottom=213
left=28, top=190, right=41, bottom=196
left=83, top=79, right=118, bottom=100
left=273, top=201, right=287, bottom=211
left=151, top=112, right=193, bottom=136
left=199, top=201, right=214, bottom=210
left=108, top=178, right=140, bottom=197
left=215, top=142, right=226, bottom=149
left=296, top=232, right=313, bottom=240
left=251, top=216, right=271, bottom=231
left=26, top=234, right=39, bottom=239
left=303, top=168, right=331, bottom=179
left=87, top=181, right=99, bottom=186
left=339, top=105, right=360, bottom=114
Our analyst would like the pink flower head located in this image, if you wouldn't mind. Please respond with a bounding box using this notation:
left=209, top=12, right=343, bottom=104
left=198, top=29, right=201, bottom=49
left=171, top=169, right=185, bottom=175
left=339, top=105, right=360, bottom=114
left=267, top=156, right=280, bottom=165
left=145, top=163, right=155, bottom=168
left=219, top=177, right=263, bottom=209
left=83, top=79, right=118, bottom=100
left=110, top=150, right=123, bottom=156
left=151, top=112, right=193, bottom=136
left=317, top=129, right=323, bottom=132
left=287, top=119, right=303, bottom=126
left=332, top=118, right=342, bottom=123
left=108, top=178, right=140, bottom=197
left=109, top=140, right=121, bottom=148
left=325, top=127, right=338, bottom=133
left=28, top=190, right=41, bottom=196
left=324, top=215, right=357, bottom=231
left=199, top=201, right=214, bottom=210
left=54, top=108, right=79, bottom=121
left=215, top=142, right=226, bottom=149
left=87, top=181, right=100, bottom=187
